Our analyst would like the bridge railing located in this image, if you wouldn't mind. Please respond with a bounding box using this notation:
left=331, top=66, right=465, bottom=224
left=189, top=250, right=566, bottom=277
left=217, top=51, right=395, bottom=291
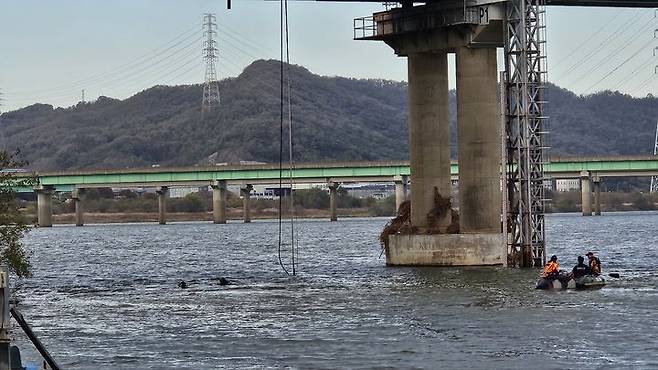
left=353, top=16, right=376, bottom=39
left=353, top=2, right=482, bottom=41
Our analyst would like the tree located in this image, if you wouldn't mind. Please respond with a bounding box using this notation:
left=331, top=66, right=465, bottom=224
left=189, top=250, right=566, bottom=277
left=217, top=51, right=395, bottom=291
left=0, top=151, right=37, bottom=278
left=294, top=188, right=329, bottom=209
left=630, top=192, right=653, bottom=211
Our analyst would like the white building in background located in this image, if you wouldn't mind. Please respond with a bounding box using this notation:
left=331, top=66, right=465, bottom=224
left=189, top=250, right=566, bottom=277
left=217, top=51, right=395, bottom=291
left=555, top=179, right=580, bottom=192
left=341, top=183, right=395, bottom=199
left=232, top=183, right=318, bottom=199
left=169, top=187, right=205, bottom=198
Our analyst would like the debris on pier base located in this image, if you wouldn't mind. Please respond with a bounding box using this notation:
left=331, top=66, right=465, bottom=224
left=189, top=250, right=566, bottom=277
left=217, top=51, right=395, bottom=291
left=379, top=188, right=460, bottom=250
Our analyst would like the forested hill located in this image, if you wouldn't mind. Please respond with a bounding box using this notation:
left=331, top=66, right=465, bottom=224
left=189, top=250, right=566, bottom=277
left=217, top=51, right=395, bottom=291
left=1, top=59, right=656, bottom=171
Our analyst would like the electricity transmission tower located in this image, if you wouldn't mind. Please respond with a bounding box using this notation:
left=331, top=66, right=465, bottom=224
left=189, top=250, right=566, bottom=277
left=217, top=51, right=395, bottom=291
left=649, top=122, right=658, bottom=194
left=202, top=13, right=221, bottom=114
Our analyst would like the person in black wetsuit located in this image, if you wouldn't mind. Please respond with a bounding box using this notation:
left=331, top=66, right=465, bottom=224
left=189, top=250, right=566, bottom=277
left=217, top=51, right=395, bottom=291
left=571, top=256, right=590, bottom=278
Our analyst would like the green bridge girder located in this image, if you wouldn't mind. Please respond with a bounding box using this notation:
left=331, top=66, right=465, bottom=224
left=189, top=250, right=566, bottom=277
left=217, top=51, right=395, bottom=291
left=11, top=156, right=658, bottom=193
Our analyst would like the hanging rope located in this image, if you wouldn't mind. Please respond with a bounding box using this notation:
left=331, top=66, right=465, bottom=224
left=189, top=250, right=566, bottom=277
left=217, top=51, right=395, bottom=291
left=278, top=0, right=290, bottom=275
left=284, top=0, right=297, bottom=276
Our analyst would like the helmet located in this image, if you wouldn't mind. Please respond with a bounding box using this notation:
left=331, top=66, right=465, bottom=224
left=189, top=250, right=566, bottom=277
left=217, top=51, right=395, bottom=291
left=578, top=256, right=584, bottom=262
left=550, top=255, right=558, bottom=261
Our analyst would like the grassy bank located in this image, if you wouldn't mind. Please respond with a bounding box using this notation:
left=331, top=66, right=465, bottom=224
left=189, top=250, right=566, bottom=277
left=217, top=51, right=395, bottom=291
left=25, top=207, right=375, bottom=225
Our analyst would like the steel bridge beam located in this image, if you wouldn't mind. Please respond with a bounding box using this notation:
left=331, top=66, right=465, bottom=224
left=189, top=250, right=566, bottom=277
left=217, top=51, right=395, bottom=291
left=320, top=0, right=658, bottom=7
left=545, top=0, right=658, bottom=6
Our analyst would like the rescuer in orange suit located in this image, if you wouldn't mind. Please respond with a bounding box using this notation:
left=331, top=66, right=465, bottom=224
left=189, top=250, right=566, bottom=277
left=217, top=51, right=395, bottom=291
left=542, top=255, right=560, bottom=279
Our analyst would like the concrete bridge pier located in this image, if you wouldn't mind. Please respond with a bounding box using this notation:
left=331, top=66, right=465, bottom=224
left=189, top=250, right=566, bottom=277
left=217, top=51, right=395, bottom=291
left=456, top=46, right=501, bottom=233
left=593, top=175, right=602, bottom=216
left=394, top=175, right=409, bottom=213
left=328, top=181, right=339, bottom=221
left=581, top=171, right=592, bottom=216
left=71, top=188, right=85, bottom=226
left=156, top=186, right=168, bottom=225
left=35, top=186, right=54, bottom=228
left=407, top=51, right=452, bottom=229
left=211, top=180, right=227, bottom=224
left=361, top=1, right=508, bottom=266
left=241, top=184, right=253, bottom=223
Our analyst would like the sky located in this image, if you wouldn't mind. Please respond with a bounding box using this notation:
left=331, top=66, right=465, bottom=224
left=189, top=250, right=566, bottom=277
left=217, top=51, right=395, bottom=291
left=0, top=1, right=657, bottom=112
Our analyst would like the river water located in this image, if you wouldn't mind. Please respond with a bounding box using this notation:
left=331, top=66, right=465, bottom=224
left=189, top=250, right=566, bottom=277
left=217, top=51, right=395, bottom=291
left=11, top=212, right=658, bottom=369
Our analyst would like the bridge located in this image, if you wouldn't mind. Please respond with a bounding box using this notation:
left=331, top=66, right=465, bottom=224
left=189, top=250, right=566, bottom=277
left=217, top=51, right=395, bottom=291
left=16, top=155, right=658, bottom=228
left=11, top=0, right=658, bottom=268
left=334, top=0, right=658, bottom=267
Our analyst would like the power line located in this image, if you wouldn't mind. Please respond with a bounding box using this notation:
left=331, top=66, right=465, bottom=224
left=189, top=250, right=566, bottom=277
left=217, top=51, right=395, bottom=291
left=552, top=9, right=645, bottom=84
left=610, top=53, right=656, bottom=90
left=566, top=12, right=655, bottom=89
left=584, top=36, right=657, bottom=92
left=95, top=39, right=203, bottom=95
left=3, top=36, right=203, bottom=105
left=6, top=25, right=201, bottom=97
left=629, top=66, right=658, bottom=94
left=550, top=9, right=626, bottom=72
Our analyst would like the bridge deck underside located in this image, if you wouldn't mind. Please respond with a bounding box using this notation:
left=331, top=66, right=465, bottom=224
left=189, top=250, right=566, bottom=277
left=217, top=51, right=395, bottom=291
left=325, top=0, right=658, bottom=6
left=545, top=0, right=658, bottom=6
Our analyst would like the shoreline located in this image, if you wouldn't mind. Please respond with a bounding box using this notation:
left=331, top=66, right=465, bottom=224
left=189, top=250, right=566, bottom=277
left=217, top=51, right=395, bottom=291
left=26, top=208, right=658, bottom=226
left=39, top=208, right=376, bottom=225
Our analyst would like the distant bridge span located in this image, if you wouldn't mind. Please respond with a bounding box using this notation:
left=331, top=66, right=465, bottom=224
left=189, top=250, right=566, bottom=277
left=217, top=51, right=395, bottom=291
left=14, top=155, right=658, bottom=192
left=13, top=155, right=658, bottom=227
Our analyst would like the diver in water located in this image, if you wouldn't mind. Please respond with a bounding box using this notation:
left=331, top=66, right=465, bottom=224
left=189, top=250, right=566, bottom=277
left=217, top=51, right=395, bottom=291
left=586, top=252, right=601, bottom=275
left=571, top=256, right=590, bottom=278
left=542, top=255, right=560, bottom=279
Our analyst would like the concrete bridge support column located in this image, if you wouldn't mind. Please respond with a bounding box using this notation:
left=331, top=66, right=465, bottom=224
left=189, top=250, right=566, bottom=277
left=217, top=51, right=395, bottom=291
left=456, top=46, right=501, bottom=233
left=328, top=182, right=339, bottom=222
left=407, top=51, right=452, bottom=229
left=394, top=175, right=409, bottom=213
left=211, top=181, right=227, bottom=224
left=241, top=184, right=253, bottom=223
left=35, top=186, right=54, bottom=228
left=156, top=186, right=168, bottom=225
left=581, top=171, right=592, bottom=216
left=72, top=188, right=85, bottom=227
left=593, top=175, right=601, bottom=216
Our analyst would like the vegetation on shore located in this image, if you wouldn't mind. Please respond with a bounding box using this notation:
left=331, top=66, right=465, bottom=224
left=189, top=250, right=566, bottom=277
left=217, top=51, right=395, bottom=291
left=0, top=152, right=36, bottom=278
left=16, top=184, right=658, bottom=227
left=18, top=187, right=397, bottom=222
left=547, top=189, right=658, bottom=213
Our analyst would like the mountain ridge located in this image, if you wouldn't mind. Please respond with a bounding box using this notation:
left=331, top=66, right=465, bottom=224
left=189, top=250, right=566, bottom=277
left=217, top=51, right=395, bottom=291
left=1, top=59, right=656, bottom=171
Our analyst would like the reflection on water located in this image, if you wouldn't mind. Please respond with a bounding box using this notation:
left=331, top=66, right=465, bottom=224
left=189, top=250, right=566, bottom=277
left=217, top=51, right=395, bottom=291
left=11, top=212, right=658, bottom=369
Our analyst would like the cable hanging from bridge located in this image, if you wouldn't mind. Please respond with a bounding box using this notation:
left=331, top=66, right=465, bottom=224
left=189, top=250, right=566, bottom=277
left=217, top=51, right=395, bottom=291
left=278, top=0, right=297, bottom=276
